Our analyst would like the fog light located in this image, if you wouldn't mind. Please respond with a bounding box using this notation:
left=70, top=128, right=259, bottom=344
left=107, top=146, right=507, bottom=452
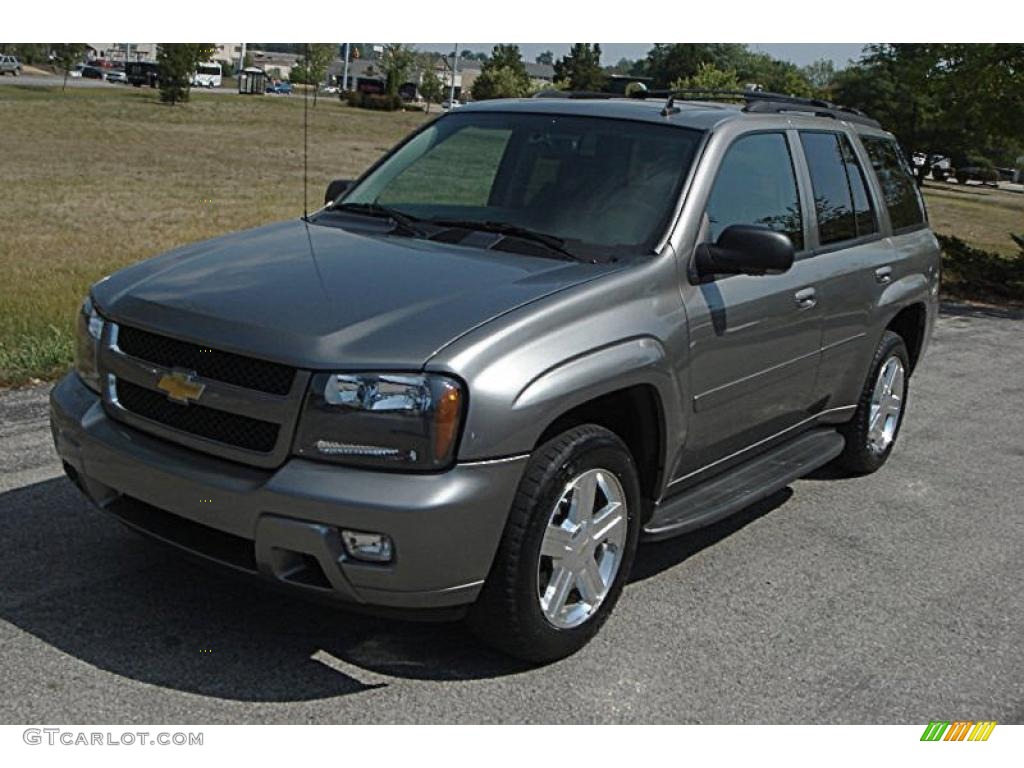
left=341, top=530, right=394, bottom=563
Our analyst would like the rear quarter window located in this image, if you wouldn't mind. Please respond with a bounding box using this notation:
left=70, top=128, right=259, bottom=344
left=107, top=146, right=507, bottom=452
left=860, top=136, right=927, bottom=232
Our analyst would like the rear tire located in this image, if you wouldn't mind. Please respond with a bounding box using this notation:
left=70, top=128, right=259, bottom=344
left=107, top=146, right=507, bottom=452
left=468, top=425, right=641, bottom=663
left=835, top=331, right=910, bottom=475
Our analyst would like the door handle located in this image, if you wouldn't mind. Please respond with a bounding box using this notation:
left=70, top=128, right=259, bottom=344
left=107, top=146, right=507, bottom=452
left=875, top=266, right=893, bottom=284
left=793, top=287, right=817, bottom=310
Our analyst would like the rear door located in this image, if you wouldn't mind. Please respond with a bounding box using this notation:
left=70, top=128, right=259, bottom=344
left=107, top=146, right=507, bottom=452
left=676, top=130, right=823, bottom=479
left=792, top=129, right=897, bottom=409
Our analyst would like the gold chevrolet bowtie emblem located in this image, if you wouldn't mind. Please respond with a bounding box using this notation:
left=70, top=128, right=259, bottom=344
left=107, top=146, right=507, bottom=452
left=156, top=370, right=205, bottom=404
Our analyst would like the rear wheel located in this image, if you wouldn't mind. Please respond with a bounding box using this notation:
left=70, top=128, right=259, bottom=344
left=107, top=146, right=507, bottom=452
left=835, top=330, right=910, bottom=474
left=468, top=425, right=641, bottom=663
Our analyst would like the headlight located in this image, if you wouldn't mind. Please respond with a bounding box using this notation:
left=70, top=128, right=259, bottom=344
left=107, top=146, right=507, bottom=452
left=74, top=296, right=105, bottom=393
left=294, top=373, right=465, bottom=470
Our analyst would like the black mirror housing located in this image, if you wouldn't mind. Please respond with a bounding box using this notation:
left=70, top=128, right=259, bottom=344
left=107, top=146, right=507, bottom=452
left=324, top=179, right=354, bottom=206
left=695, top=225, right=795, bottom=279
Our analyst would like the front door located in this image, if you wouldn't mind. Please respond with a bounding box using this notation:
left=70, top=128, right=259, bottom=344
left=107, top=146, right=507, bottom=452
left=675, top=131, right=823, bottom=481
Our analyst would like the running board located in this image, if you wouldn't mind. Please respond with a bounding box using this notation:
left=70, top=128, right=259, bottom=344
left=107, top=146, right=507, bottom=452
left=643, top=428, right=845, bottom=541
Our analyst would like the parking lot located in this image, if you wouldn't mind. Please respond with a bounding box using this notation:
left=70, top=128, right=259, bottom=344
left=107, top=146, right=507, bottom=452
left=1, top=301, right=1021, bottom=723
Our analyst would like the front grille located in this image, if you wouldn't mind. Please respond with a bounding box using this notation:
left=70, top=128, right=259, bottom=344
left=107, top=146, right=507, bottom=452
left=117, top=325, right=295, bottom=396
left=116, top=379, right=279, bottom=453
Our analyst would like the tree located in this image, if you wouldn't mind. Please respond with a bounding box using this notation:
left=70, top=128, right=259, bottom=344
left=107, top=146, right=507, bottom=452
left=553, top=43, right=605, bottom=91
left=156, top=44, right=215, bottom=104
left=800, top=58, right=837, bottom=94
left=640, top=43, right=747, bottom=87
left=51, top=43, right=88, bottom=91
left=472, top=66, right=530, bottom=100
left=380, top=43, right=415, bottom=97
left=671, top=62, right=741, bottom=92
left=291, top=43, right=336, bottom=105
left=471, top=45, right=532, bottom=100
left=535, top=50, right=554, bottom=65
left=832, top=44, right=1024, bottom=180
left=420, top=68, right=444, bottom=113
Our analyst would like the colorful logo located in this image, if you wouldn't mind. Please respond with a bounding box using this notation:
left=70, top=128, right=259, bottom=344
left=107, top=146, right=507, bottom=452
left=920, top=721, right=997, bottom=741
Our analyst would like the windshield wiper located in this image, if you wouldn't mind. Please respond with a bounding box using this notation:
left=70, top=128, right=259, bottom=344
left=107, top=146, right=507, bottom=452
left=425, top=219, right=585, bottom=262
left=328, top=202, right=426, bottom=237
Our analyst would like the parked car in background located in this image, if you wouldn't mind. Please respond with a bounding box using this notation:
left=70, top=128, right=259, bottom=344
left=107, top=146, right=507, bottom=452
left=68, top=64, right=84, bottom=78
left=320, top=84, right=339, bottom=95
left=126, top=60, right=160, bottom=88
left=954, top=165, right=1000, bottom=186
left=106, top=70, right=128, bottom=84
left=52, top=92, right=940, bottom=663
left=0, top=54, right=22, bottom=76
left=81, top=65, right=106, bottom=80
left=267, top=80, right=293, bottom=94
left=441, top=98, right=463, bottom=110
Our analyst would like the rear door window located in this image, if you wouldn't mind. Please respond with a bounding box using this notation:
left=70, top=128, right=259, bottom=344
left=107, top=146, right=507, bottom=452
left=799, top=131, right=878, bottom=245
left=861, top=136, right=927, bottom=232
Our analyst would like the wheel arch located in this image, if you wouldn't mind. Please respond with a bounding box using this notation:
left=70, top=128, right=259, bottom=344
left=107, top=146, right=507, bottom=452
left=533, top=382, right=668, bottom=521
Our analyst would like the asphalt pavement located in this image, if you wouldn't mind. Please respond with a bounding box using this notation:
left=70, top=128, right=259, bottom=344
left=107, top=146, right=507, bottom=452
left=1, top=302, right=1022, bottom=723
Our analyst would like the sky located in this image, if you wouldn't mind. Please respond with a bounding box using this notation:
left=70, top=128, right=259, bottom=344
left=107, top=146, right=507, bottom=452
left=415, top=43, right=869, bottom=68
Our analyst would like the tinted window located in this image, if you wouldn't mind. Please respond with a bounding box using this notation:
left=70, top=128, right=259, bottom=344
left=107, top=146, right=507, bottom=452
left=861, top=136, right=926, bottom=231
left=839, top=135, right=877, bottom=237
left=706, top=133, right=803, bottom=250
left=800, top=132, right=878, bottom=244
left=342, top=113, right=703, bottom=256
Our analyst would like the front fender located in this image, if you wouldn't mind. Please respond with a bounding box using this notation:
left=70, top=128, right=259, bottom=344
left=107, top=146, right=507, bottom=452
left=457, top=336, right=682, bottom=464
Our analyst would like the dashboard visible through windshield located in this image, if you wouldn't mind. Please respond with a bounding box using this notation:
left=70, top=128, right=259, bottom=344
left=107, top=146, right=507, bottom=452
left=319, top=111, right=704, bottom=261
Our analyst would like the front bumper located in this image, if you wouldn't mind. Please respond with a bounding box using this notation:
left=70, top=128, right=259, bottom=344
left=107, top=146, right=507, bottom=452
left=50, top=373, right=526, bottom=614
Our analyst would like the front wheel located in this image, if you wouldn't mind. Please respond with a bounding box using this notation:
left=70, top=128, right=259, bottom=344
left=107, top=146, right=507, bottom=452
left=835, top=330, right=911, bottom=475
left=468, top=425, right=641, bottom=663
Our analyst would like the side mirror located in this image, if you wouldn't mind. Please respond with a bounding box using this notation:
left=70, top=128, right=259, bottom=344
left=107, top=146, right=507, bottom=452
left=694, top=224, right=795, bottom=279
left=324, top=179, right=354, bottom=206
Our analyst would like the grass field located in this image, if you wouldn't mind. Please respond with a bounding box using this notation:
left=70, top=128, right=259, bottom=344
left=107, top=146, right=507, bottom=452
left=0, top=85, right=427, bottom=385
left=1, top=84, right=1021, bottom=386
left=921, top=180, right=1024, bottom=257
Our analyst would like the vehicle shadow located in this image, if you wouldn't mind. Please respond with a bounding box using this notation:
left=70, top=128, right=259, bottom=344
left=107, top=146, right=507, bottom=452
left=0, top=477, right=530, bottom=703
left=0, top=477, right=794, bottom=702
left=630, top=488, right=793, bottom=583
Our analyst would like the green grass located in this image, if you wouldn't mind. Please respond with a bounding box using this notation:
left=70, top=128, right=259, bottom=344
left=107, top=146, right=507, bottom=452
left=0, top=84, right=427, bottom=386
left=922, top=181, right=1024, bottom=257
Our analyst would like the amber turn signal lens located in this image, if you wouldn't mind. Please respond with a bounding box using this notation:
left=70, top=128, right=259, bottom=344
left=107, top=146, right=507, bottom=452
left=434, top=384, right=463, bottom=461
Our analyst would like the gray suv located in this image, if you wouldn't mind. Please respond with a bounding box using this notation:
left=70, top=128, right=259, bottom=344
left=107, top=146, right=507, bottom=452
left=50, top=91, right=940, bottom=662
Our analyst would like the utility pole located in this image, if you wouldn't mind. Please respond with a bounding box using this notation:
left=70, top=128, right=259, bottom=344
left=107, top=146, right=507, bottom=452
left=238, top=42, right=246, bottom=75
left=342, top=43, right=350, bottom=91
left=449, top=43, right=458, bottom=105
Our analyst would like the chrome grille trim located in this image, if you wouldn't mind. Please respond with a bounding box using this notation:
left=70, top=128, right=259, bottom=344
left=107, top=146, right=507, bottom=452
left=98, top=321, right=309, bottom=468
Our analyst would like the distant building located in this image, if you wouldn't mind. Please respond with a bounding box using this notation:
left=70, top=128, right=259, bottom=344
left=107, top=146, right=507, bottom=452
left=249, top=50, right=300, bottom=80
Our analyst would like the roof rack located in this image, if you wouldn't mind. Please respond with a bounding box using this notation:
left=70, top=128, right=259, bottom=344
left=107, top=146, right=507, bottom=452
left=531, top=86, right=880, bottom=128
left=648, top=88, right=880, bottom=127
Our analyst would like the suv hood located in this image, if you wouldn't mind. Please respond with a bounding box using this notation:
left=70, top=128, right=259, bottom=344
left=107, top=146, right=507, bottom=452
left=93, top=219, right=617, bottom=369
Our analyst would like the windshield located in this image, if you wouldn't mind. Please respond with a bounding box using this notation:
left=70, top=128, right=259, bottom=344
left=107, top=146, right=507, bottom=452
left=197, top=64, right=221, bottom=75
left=335, top=111, right=703, bottom=258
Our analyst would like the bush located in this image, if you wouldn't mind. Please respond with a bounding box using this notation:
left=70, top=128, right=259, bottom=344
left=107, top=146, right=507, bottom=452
left=938, top=234, right=1024, bottom=302
left=341, top=91, right=403, bottom=111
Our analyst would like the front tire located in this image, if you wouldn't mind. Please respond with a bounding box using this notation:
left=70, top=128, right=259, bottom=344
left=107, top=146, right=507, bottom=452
left=468, top=425, right=641, bottom=663
left=835, top=330, right=910, bottom=475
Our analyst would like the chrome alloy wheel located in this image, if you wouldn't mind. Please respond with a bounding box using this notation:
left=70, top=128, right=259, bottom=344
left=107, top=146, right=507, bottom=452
left=868, top=356, right=906, bottom=454
left=537, top=468, right=628, bottom=629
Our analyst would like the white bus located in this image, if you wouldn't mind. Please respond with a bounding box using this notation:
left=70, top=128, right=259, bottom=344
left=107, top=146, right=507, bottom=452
left=191, top=61, right=222, bottom=88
